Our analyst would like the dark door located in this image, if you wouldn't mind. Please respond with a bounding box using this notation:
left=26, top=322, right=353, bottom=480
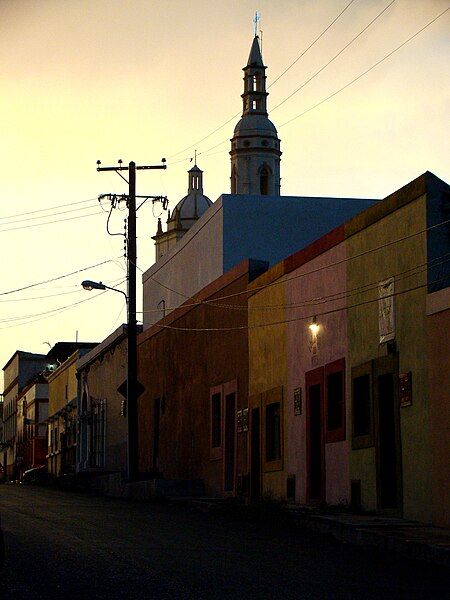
left=377, top=373, right=400, bottom=510
left=306, top=367, right=325, bottom=503
left=152, top=398, right=160, bottom=471
left=224, top=392, right=236, bottom=492
left=250, top=407, right=261, bottom=501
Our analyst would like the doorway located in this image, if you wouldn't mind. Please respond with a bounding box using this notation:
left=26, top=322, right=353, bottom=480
left=376, top=367, right=402, bottom=513
left=306, top=368, right=325, bottom=503
left=224, top=392, right=236, bottom=492
left=250, top=407, right=261, bottom=501
left=152, top=397, right=160, bottom=472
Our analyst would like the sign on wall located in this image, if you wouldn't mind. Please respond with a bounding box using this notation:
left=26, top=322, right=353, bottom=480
left=293, top=388, right=302, bottom=415
left=379, top=277, right=395, bottom=344
left=399, top=372, right=412, bottom=407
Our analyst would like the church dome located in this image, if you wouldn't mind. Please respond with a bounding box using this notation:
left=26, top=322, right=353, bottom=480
left=169, top=163, right=212, bottom=227
left=233, top=114, right=278, bottom=137
left=173, top=189, right=212, bottom=222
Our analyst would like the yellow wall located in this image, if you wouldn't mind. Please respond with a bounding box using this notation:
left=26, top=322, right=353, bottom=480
left=427, top=292, right=450, bottom=527
left=48, top=353, right=78, bottom=417
left=248, top=263, right=287, bottom=499
left=347, top=195, right=431, bottom=521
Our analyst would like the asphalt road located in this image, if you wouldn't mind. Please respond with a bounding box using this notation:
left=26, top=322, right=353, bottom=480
left=0, top=485, right=448, bottom=599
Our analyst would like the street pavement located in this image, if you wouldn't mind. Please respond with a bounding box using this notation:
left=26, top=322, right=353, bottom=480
left=0, top=485, right=449, bottom=599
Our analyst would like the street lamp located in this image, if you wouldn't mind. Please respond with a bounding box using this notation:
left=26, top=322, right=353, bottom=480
left=81, top=280, right=127, bottom=302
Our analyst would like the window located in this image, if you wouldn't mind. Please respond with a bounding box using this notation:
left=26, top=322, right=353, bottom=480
left=353, top=375, right=371, bottom=436
left=260, top=167, right=269, bottom=195
left=265, top=402, right=281, bottom=461
left=325, top=358, right=346, bottom=443
left=352, top=362, right=374, bottom=450
left=211, top=393, right=221, bottom=448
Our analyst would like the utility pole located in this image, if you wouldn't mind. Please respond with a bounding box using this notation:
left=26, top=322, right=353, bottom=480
left=97, top=159, right=166, bottom=481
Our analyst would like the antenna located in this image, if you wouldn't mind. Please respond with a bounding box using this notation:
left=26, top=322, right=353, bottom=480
left=194, top=149, right=197, bottom=165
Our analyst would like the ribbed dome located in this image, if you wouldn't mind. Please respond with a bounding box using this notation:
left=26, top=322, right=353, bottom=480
left=173, top=191, right=212, bottom=222
left=233, top=114, right=278, bottom=137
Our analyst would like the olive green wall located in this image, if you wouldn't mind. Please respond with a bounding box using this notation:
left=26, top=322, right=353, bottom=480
left=347, top=195, right=431, bottom=521
left=248, top=264, right=287, bottom=499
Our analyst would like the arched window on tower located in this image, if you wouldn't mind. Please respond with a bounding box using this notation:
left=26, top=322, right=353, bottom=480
left=231, top=165, right=237, bottom=194
left=260, top=167, right=270, bottom=195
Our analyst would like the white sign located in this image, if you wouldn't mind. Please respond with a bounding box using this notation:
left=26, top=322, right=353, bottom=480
left=379, top=277, right=395, bottom=344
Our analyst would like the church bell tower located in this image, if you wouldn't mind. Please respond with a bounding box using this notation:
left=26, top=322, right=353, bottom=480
left=230, top=36, right=281, bottom=196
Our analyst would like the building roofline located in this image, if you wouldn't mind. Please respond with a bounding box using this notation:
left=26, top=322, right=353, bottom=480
left=138, top=258, right=268, bottom=346
left=248, top=171, right=449, bottom=292
left=2, top=351, right=47, bottom=372
left=76, top=323, right=141, bottom=371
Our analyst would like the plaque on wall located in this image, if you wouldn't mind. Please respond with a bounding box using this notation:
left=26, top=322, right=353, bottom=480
left=236, top=410, right=243, bottom=433
left=294, top=387, right=302, bottom=415
left=379, top=277, right=395, bottom=344
left=399, top=372, right=412, bottom=407
left=242, top=408, right=249, bottom=432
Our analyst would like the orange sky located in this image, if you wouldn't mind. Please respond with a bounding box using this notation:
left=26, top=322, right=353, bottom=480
left=0, top=0, right=448, bottom=380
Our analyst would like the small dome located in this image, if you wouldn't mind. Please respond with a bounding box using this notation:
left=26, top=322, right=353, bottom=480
left=233, top=114, right=278, bottom=137
left=173, top=191, right=212, bottom=222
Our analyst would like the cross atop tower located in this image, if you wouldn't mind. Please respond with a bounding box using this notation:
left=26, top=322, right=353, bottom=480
left=253, top=11, right=260, bottom=37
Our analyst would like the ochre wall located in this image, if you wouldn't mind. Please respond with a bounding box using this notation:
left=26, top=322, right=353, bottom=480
left=427, top=300, right=450, bottom=527
left=81, top=340, right=128, bottom=473
left=347, top=195, right=431, bottom=521
left=248, top=263, right=287, bottom=499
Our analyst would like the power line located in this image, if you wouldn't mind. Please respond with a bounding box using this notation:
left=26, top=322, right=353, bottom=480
left=0, top=288, right=110, bottom=331
left=141, top=209, right=450, bottom=306
left=279, top=6, right=450, bottom=129
left=0, top=209, right=104, bottom=234
left=270, top=0, right=397, bottom=113
left=0, top=197, right=98, bottom=221
left=0, top=279, right=127, bottom=324
left=0, top=276, right=125, bottom=303
left=0, top=257, right=121, bottom=297
left=152, top=276, right=447, bottom=333
left=269, top=0, right=357, bottom=88
left=138, top=253, right=449, bottom=315
left=0, top=201, right=106, bottom=226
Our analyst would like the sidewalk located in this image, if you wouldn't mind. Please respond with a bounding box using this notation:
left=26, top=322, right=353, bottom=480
left=174, top=497, right=450, bottom=567
left=285, top=507, right=450, bottom=567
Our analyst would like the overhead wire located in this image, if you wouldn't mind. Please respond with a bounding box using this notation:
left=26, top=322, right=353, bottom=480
left=0, top=209, right=104, bottom=234
left=270, top=0, right=397, bottom=113
left=0, top=257, right=122, bottom=297
left=0, top=197, right=99, bottom=221
left=0, top=279, right=127, bottom=327
left=137, top=252, right=449, bottom=316
left=279, top=6, right=450, bottom=129
left=268, top=0, right=357, bottom=88
left=138, top=214, right=450, bottom=308
left=0, top=277, right=126, bottom=303
left=152, top=275, right=448, bottom=333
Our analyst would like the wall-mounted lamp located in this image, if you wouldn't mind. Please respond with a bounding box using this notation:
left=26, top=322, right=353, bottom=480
left=308, top=316, right=320, bottom=335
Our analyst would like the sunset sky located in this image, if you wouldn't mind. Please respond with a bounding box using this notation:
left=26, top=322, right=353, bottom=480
left=0, top=0, right=448, bottom=381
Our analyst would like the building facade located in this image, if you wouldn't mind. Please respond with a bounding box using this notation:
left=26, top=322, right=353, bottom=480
left=1, top=351, right=48, bottom=480
left=138, top=260, right=267, bottom=496
left=47, top=345, right=96, bottom=478
left=76, top=325, right=138, bottom=475
left=15, top=377, right=48, bottom=478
